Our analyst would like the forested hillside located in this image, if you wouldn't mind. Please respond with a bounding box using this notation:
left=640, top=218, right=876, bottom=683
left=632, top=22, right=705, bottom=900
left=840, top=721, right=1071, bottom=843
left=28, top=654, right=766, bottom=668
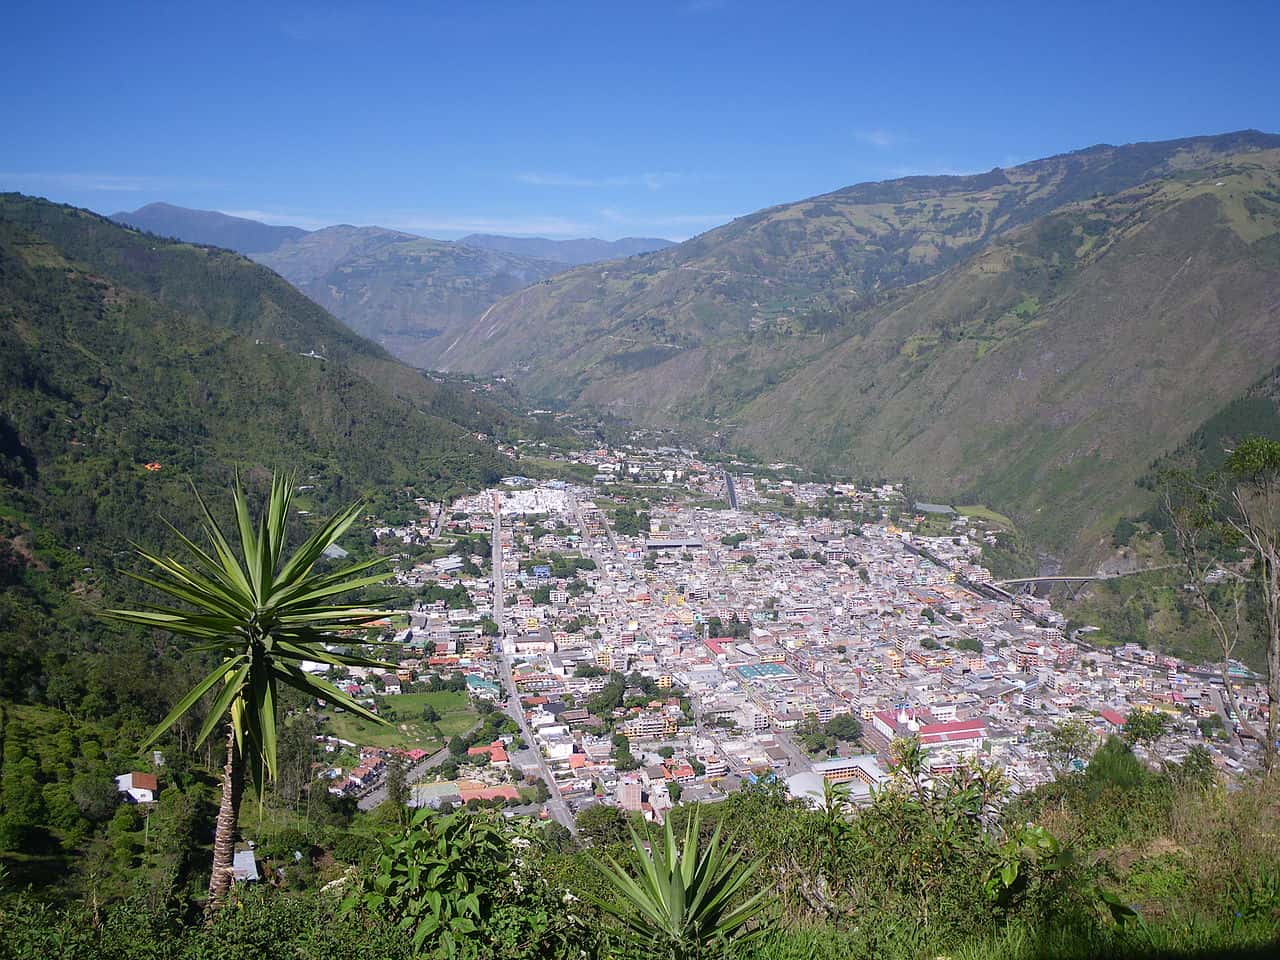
left=1062, top=364, right=1280, bottom=668
left=0, top=194, right=529, bottom=717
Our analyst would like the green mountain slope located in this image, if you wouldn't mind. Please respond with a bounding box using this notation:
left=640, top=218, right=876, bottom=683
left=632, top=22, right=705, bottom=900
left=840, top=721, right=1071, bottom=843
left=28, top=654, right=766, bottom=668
left=1139, top=363, right=1280, bottom=482
left=446, top=132, right=1280, bottom=556
left=738, top=157, right=1280, bottom=551
left=254, top=225, right=566, bottom=368
left=111, top=201, right=308, bottom=253
left=0, top=193, right=523, bottom=708
left=1056, top=365, right=1280, bottom=669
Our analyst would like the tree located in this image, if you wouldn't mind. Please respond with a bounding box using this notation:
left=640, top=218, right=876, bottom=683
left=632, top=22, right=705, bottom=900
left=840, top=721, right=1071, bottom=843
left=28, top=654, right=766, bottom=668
left=151, top=786, right=199, bottom=866
left=1163, top=437, right=1280, bottom=768
left=668, top=781, right=682, bottom=803
left=276, top=712, right=319, bottom=806
left=104, top=473, right=392, bottom=911
left=70, top=772, right=120, bottom=823
left=541, top=820, right=574, bottom=852
left=577, top=804, right=631, bottom=847
left=384, top=756, right=409, bottom=825
left=824, top=713, right=863, bottom=743
left=0, top=756, right=44, bottom=851
left=585, top=807, right=771, bottom=959
left=1169, top=744, right=1218, bottom=790
left=421, top=704, right=441, bottom=723
left=1041, top=717, right=1096, bottom=775
left=613, top=506, right=650, bottom=537
left=1122, top=709, right=1173, bottom=765
left=106, top=804, right=140, bottom=869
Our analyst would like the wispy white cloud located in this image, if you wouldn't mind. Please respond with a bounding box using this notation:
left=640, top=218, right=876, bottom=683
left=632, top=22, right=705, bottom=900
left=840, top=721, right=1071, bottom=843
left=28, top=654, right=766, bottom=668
left=854, top=129, right=898, bottom=149
left=211, top=206, right=731, bottom=242
left=382, top=214, right=598, bottom=238
left=213, top=208, right=600, bottom=238
left=598, top=207, right=733, bottom=236
left=0, top=171, right=219, bottom=193
left=516, top=171, right=689, bottom=191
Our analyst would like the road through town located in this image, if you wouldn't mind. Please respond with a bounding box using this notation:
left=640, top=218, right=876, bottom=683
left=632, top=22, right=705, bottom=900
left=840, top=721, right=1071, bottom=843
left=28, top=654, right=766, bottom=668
left=492, top=504, right=579, bottom=835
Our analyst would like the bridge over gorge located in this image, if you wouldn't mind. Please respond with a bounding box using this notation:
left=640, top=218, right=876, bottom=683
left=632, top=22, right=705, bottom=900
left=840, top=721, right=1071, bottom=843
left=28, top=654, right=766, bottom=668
left=993, top=564, right=1181, bottom=597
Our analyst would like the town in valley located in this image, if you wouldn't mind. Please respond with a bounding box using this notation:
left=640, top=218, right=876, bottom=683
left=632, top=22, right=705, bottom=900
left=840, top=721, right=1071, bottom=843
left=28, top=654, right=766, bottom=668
left=314, top=439, right=1265, bottom=831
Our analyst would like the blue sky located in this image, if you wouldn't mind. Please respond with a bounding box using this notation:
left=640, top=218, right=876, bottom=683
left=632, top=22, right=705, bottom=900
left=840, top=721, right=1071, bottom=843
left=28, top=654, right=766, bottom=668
left=2, top=0, right=1278, bottom=240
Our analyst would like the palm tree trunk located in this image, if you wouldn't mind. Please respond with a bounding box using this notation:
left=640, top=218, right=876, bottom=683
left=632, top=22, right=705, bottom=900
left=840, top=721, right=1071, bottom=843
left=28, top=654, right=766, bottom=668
left=206, top=725, right=244, bottom=913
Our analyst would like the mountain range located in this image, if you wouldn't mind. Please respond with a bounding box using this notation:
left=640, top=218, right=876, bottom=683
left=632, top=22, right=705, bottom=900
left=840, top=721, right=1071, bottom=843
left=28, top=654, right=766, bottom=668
left=109, top=203, right=673, bottom=367
left=101, top=133, right=1280, bottom=561
left=109, top=201, right=308, bottom=253
left=441, top=130, right=1280, bottom=559
left=250, top=226, right=567, bottom=368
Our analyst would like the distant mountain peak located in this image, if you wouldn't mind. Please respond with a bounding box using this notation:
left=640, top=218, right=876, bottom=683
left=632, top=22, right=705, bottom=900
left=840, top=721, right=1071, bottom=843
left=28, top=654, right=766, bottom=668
left=110, top=202, right=309, bottom=254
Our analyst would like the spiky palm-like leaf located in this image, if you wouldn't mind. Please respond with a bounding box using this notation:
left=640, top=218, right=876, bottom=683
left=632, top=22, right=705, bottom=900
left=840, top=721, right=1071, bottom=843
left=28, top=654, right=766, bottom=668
left=104, top=471, right=393, bottom=783
left=588, top=807, right=772, bottom=960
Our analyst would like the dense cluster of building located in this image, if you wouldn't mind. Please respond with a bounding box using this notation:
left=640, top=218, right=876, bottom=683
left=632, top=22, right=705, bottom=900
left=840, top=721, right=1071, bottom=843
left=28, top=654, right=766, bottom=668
left=354, top=444, right=1268, bottom=823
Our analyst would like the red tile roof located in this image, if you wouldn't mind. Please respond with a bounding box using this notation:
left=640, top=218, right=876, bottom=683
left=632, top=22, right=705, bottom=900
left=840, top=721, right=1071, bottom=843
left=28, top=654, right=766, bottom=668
left=918, top=718, right=987, bottom=744
left=1100, top=708, right=1127, bottom=728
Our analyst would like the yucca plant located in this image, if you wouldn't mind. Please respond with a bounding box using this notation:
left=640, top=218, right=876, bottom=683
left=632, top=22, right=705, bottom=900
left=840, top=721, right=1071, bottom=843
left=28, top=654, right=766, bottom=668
left=588, top=807, right=772, bottom=960
left=104, top=472, right=392, bottom=910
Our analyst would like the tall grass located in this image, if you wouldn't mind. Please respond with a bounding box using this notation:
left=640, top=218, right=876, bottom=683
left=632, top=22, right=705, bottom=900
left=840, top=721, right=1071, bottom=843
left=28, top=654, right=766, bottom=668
left=744, top=915, right=1280, bottom=960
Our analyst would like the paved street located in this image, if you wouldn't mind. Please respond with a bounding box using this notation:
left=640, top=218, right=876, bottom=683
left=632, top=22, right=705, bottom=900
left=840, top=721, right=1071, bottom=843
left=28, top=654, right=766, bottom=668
left=492, top=502, right=579, bottom=835
left=357, top=743, right=451, bottom=811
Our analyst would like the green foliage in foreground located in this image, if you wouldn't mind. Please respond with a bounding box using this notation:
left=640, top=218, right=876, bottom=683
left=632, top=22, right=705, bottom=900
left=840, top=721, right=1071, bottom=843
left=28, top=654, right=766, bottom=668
left=3, top=887, right=1279, bottom=960
left=589, top=807, right=771, bottom=959
left=340, top=809, right=584, bottom=959
left=104, top=473, right=394, bottom=908
left=3, top=734, right=1280, bottom=959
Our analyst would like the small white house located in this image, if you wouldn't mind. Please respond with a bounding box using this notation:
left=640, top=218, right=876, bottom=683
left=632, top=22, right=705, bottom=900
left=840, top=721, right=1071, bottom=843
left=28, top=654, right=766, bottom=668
left=115, top=772, right=158, bottom=804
